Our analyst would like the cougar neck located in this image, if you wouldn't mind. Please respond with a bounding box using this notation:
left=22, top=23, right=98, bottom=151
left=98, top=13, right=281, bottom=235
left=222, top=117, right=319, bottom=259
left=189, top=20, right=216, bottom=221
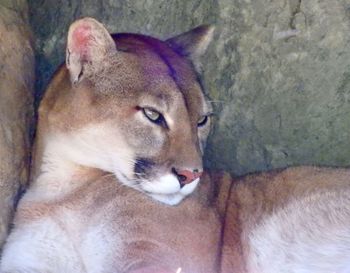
left=25, top=136, right=106, bottom=202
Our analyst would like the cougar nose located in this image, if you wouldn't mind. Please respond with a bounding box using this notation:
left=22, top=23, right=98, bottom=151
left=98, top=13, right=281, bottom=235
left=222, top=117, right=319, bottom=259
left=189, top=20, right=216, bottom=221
left=172, top=168, right=203, bottom=188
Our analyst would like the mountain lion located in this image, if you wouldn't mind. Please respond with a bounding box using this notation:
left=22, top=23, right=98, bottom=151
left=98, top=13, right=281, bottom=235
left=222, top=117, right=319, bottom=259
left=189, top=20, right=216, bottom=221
left=1, top=17, right=350, bottom=273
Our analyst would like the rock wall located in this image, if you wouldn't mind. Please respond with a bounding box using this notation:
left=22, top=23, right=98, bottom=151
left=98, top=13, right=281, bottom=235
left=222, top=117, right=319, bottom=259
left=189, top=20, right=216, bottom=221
left=0, top=0, right=34, bottom=248
left=28, top=0, right=350, bottom=175
left=207, top=0, right=350, bottom=175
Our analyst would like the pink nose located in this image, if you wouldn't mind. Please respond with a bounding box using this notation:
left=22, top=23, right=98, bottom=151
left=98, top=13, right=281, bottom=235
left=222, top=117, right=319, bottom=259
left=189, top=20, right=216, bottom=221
left=173, top=169, right=203, bottom=187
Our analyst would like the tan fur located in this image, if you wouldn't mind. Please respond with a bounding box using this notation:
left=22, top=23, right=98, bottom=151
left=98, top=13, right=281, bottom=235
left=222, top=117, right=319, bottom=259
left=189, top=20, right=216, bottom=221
left=220, top=167, right=350, bottom=273
left=1, top=18, right=350, bottom=273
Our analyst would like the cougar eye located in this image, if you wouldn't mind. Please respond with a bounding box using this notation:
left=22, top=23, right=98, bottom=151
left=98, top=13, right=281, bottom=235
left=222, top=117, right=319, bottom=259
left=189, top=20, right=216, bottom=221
left=142, top=107, right=167, bottom=127
left=143, top=108, right=160, bottom=121
left=197, top=115, right=209, bottom=127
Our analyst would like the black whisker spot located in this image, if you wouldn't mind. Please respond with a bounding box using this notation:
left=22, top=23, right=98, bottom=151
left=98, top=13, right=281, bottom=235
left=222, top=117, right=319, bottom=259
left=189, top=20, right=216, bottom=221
left=134, top=158, right=155, bottom=178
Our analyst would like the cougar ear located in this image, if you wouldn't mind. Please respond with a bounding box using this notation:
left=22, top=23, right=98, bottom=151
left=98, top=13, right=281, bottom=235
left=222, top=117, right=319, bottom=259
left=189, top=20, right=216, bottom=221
left=166, top=25, right=215, bottom=71
left=66, top=17, right=116, bottom=84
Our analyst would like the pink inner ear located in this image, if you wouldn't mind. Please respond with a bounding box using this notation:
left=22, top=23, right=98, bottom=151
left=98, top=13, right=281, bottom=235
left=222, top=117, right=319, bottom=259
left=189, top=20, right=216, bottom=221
left=71, top=24, right=93, bottom=59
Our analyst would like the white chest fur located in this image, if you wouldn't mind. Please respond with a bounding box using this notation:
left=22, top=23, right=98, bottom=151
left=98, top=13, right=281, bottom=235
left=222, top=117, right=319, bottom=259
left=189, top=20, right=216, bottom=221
left=1, top=202, right=123, bottom=273
left=247, top=189, right=350, bottom=273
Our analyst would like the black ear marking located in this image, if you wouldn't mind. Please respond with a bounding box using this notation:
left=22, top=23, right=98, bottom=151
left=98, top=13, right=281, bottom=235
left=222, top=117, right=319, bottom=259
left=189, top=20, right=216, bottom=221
left=75, top=66, right=84, bottom=85
left=66, top=49, right=71, bottom=66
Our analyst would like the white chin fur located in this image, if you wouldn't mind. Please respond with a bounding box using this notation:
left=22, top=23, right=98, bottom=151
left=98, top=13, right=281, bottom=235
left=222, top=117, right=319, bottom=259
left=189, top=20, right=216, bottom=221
left=147, top=178, right=200, bottom=206
left=113, top=170, right=201, bottom=205
left=149, top=193, right=185, bottom=206
left=141, top=174, right=180, bottom=194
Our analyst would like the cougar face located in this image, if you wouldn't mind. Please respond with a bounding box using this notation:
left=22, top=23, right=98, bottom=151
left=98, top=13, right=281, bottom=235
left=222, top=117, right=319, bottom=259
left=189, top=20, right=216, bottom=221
left=40, top=18, right=214, bottom=205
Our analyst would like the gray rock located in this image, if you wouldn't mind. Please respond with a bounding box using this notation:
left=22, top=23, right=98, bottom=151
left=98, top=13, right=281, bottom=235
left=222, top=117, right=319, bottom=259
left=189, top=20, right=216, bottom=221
left=206, top=0, right=350, bottom=174
left=28, top=0, right=218, bottom=101
left=0, top=2, right=34, bottom=248
left=28, top=0, right=350, bottom=175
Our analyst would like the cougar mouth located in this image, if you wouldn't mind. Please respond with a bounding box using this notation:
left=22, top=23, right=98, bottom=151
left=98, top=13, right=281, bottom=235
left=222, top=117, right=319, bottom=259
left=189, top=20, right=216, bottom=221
left=110, top=157, right=201, bottom=205
left=140, top=173, right=200, bottom=204
left=113, top=165, right=200, bottom=205
left=146, top=177, right=200, bottom=205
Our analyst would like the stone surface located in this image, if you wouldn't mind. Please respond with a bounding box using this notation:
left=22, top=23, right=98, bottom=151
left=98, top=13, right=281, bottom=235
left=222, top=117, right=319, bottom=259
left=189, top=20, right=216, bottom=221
left=0, top=1, right=34, bottom=248
left=207, top=0, right=350, bottom=174
left=28, top=0, right=350, bottom=175
left=28, top=0, right=219, bottom=103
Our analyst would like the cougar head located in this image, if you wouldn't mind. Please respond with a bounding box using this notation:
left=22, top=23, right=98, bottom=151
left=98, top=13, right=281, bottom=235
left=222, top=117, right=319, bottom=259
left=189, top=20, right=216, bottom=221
left=42, top=18, right=214, bottom=205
